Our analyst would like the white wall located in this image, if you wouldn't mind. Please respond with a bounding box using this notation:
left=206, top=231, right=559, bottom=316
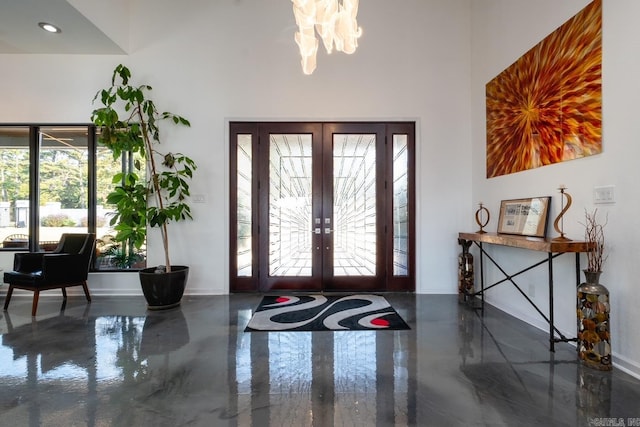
left=0, top=0, right=472, bottom=295
left=471, top=0, right=640, bottom=377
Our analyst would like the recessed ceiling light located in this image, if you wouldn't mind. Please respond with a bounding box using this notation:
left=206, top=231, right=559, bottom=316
left=38, top=22, right=61, bottom=34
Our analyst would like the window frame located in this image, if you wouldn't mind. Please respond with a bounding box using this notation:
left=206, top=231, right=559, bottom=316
left=0, top=123, right=141, bottom=272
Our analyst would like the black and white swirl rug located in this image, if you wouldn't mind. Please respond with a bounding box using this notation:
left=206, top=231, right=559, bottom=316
left=245, top=294, right=410, bottom=331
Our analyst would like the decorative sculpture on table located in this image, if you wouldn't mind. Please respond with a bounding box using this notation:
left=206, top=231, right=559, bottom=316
left=475, top=202, right=490, bottom=234
left=553, top=185, right=572, bottom=241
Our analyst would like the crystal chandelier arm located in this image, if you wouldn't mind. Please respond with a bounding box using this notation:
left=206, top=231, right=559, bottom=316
left=291, top=0, right=362, bottom=74
left=293, top=0, right=319, bottom=74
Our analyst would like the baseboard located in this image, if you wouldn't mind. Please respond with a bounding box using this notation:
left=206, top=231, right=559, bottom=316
left=612, top=353, right=640, bottom=379
left=0, top=287, right=142, bottom=297
left=485, top=296, right=564, bottom=336
left=0, top=288, right=231, bottom=297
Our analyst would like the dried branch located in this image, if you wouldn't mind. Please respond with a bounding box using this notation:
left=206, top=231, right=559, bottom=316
left=583, top=208, right=608, bottom=272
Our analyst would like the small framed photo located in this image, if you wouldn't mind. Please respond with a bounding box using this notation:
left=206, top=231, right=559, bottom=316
left=497, top=196, right=551, bottom=238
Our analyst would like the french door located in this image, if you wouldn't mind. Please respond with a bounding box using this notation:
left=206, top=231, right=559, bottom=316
left=230, top=122, right=414, bottom=292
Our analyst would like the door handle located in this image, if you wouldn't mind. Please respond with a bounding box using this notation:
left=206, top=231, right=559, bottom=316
left=312, top=228, right=321, bottom=234
left=324, top=228, right=333, bottom=234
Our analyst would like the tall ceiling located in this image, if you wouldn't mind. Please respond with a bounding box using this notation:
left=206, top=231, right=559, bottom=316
left=0, top=0, right=125, bottom=54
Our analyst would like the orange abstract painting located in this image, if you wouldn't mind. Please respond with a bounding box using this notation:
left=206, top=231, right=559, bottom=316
left=486, top=0, right=602, bottom=178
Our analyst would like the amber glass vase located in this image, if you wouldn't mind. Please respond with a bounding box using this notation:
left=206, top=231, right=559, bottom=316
left=577, top=270, right=612, bottom=371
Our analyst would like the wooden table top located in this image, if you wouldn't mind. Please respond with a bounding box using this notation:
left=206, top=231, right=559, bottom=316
left=458, top=232, right=594, bottom=253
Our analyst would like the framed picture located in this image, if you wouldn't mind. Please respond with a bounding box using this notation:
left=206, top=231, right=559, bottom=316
left=497, top=197, right=551, bottom=238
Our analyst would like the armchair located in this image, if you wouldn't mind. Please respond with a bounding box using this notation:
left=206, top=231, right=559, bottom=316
left=3, top=233, right=96, bottom=316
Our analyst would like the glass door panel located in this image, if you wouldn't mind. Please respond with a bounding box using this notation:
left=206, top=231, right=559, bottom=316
left=332, top=134, right=377, bottom=276
left=258, top=123, right=323, bottom=291
left=323, top=123, right=385, bottom=291
left=237, top=134, right=253, bottom=277
left=268, top=134, right=313, bottom=277
left=393, top=134, right=409, bottom=276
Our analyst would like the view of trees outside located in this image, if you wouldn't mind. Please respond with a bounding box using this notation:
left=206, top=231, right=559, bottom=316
left=0, top=126, right=145, bottom=270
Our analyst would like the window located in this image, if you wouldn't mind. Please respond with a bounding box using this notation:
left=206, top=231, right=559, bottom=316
left=0, top=127, right=30, bottom=247
left=38, top=126, right=90, bottom=249
left=0, top=124, right=146, bottom=271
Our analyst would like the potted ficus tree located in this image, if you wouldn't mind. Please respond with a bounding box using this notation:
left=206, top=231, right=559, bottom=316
left=91, top=64, right=197, bottom=309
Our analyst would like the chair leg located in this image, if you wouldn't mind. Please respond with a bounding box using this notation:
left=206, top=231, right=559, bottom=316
left=3, top=285, right=14, bottom=311
left=82, top=282, right=92, bottom=302
left=32, top=290, right=40, bottom=317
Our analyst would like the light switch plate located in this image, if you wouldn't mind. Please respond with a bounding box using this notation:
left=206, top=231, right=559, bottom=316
left=593, top=185, right=615, bottom=204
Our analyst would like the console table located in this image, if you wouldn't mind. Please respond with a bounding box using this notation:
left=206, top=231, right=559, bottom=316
left=458, top=232, right=594, bottom=352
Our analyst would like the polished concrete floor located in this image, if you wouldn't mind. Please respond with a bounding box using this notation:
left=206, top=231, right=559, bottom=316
left=1, top=293, right=639, bottom=427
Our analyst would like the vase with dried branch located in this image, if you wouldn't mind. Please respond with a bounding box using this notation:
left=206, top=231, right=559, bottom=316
left=577, top=208, right=611, bottom=371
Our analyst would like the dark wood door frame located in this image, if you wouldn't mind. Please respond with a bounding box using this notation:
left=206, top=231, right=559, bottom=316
left=229, top=121, right=415, bottom=293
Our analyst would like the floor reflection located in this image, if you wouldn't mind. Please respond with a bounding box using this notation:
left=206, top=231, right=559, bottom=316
left=0, top=294, right=639, bottom=426
left=231, top=329, right=415, bottom=426
left=0, top=305, right=192, bottom=426
left=455, top=302, right=625, bottom=426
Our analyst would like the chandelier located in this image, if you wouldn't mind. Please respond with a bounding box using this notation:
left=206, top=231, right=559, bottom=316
left=291, top=0, right=362, bottom=75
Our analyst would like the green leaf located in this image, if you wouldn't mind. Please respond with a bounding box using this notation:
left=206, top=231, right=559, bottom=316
left=112, top=173, right=124, bottom=184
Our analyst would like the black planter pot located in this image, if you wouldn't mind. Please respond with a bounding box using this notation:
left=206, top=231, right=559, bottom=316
left=139, top=265, right=189, bottom=310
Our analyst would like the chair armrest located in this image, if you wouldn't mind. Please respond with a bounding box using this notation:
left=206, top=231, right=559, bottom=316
left=42, top=254, right=91, bottom=283
left=13, top=253, right=46, bottom=273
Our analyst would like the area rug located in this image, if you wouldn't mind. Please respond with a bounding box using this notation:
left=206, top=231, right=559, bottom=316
left=245, top=294, right=410, bottom=332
